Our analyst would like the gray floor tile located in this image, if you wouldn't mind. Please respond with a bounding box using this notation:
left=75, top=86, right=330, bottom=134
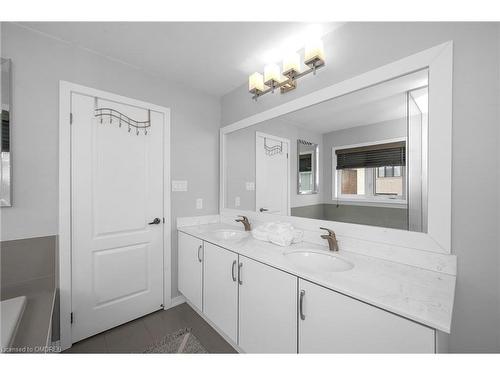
left=104, top=319, right=152, bottom=353
left=143, top=309, right=185, bottom=341
left=64, top=303, right=236, bottom=354
left=64, top=333, right=107, bottom=353
left=178, top=304, right=236, bottom=353
left=191, top=323, right=236, bottom=353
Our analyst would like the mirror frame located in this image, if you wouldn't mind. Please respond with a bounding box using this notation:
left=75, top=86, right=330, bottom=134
left=1, top=57, right=13, bottom=207
left=297, top=139, right=319, bottom=195
left=220, top=42, right=452, bottom=254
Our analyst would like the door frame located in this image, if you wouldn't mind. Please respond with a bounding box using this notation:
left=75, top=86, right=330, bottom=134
left=255, top=131, right=291, bottom=215
left=58, top=81, right=171, bottom=351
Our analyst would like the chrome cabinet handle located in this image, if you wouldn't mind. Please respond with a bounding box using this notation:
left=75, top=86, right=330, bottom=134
left=299, top=290, right=306, bottom=320
left=238, top=262, right=243, bottom=285
left=231, top=260, right=237, bottom=282
left=197, top=245, right=203, bottom=263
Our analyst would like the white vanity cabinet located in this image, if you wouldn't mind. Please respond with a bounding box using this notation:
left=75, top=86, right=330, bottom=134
left=298, top=279, right=435, bottom=353
left=203, top=242, right=239, bottom=343
left=177, top=231, right=204, bottom=311
left=238, top=256, right=297, bottom=353
left=178, top=231, right=440, bottom=353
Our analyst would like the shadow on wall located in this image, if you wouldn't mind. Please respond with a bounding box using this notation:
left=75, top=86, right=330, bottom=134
left=291, top=204, right=408, bottom=230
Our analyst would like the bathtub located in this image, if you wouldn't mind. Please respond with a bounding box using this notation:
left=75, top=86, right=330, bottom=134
left=1, top=296, right=27, bottom=349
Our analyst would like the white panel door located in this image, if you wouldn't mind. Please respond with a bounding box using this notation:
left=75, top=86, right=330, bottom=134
left=203, top=243, right=238, bottom=343
left=177, top=232, right=203, bottom=311
left=255, top=132, right=289, bottom=215
left=298, top=279, right=435, bottom=353
left=71, top=94, right=164, bottom=342
left=238, top=256, right=297, bottom=353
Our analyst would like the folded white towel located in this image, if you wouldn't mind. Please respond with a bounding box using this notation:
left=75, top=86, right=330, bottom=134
left=251, top=222, right=303, bottom=247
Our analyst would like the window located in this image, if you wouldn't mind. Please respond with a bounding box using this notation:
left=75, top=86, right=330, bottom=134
left=334, top=141, right=406, bottom=202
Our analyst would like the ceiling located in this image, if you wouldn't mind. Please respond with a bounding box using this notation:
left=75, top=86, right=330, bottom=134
left=280, top=69, right=429, bottom=134
left=18, top=22, right=343, bottom=97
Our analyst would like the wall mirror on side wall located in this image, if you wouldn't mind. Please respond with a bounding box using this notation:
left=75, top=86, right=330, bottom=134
left=297, top=139, right=319, bottom=195
left=221, top=42, right=452, bottom=254
left=1, top=58, right=12, bottom=207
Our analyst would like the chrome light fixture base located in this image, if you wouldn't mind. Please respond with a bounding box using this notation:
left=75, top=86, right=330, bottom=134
left=251, top=61, right=325, bottom=101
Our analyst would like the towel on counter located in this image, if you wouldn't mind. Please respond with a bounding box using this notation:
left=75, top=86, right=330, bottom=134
left=251, top=222, right=303, bottom=246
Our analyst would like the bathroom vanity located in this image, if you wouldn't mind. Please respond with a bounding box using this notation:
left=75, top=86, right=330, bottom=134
left=177, top=216, right=455, bottom=354
left=185, top=43, right=456, bottom=353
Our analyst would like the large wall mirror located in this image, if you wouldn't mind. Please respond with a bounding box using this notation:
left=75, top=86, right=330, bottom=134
left=224, top=69, right=428, bottom=232
left=1, top=58, right=12, bottom=207
left=221, top=42, right=452, bottom=253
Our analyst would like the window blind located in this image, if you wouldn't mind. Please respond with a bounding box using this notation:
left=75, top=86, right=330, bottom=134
left=1, top=110, right=9, bottom=152
left=335, top=141, right=406, bottom=170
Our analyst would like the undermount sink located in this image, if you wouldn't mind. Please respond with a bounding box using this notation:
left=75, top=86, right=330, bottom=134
left=284, top=250, right=354, bottom=273
left=213, top=229, right=249, bottom=241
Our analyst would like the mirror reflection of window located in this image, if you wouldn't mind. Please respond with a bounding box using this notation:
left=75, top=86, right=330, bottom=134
left=336, top=141, right=406, bottom=201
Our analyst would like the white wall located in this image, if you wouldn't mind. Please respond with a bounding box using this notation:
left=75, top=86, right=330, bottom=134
left=222, top=22, right=500, bottom=353
left=225, top=117, right=323, bottom=210
left=0, top=22, right=221, bottom=296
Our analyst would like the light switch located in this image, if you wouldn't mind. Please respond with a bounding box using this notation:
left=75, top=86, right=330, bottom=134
left=196, top=198, right=203, bottom=209
left=235, top=197, right=241, bottom=207
left=172, top=180, right=188, bottom=192
left=246, top=182, right=255, bottom=191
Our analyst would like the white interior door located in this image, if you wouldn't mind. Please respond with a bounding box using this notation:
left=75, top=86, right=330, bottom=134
left=255, top=132, right=289, bottom=215
left=71, top=93, right=164, bottom=342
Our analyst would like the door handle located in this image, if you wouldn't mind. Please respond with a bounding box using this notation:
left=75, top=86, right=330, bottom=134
left=197, top=245, right=203, bottom=263
left=259, top=208, right=269, bottom=212
left=231, top=260, right=237, bottom=282
left=299, top=290, right=306, bottom=320
left=148, top=218, right=161, bottom=225
left=237, top=262, right=243, bottom=285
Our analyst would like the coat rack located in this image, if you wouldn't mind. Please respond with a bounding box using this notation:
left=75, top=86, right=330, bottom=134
left=264, top=138, right=283, bottom=156
left=94, top=106, right=151, bottom=135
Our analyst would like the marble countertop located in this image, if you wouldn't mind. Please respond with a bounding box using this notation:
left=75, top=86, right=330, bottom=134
left=178, top=223, right=456, bottom=333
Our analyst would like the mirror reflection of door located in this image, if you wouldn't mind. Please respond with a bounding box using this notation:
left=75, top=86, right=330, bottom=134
left=255, top=132, right=290, bottom=215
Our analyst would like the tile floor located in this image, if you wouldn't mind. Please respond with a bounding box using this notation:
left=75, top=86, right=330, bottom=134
left=63, top=303, right=236, bottom=353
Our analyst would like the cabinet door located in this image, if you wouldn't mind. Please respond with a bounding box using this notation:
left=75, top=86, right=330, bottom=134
left=203, top=242, right=238, bottom=343
left=298, top=279, right=435, bottom=353
left=239, top=256, right=297, bottom=353
left=178, top=231, right=203, bottom=311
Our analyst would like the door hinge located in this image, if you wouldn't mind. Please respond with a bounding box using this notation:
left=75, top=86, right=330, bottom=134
left=70, top=312, right=74, bottom=324
left=163, top=217, right=165, bottom=223
left=70, top=113, right=73, bottom=125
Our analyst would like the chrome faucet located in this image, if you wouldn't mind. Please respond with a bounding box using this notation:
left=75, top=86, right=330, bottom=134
left=320, top=227, right=339, bottom=252
left=235, top=215, right=251, bottom=231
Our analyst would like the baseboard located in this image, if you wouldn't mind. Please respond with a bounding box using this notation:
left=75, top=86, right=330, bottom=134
left=167, top=295, right=186, bottom=309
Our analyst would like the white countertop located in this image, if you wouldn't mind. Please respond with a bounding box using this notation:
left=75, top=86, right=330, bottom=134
left=178, top=223, right=456, bottom=333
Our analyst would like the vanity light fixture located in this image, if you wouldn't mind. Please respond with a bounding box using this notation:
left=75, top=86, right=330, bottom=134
left=248, top=39, right=326, bottom=100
